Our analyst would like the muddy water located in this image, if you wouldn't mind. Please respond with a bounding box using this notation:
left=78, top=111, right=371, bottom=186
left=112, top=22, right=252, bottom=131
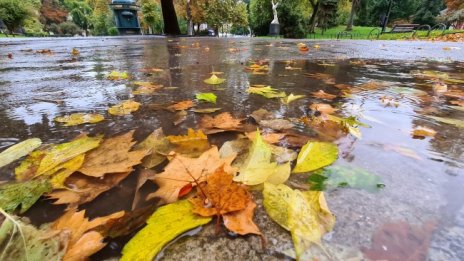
left=0, top=37, right=463, bottom=260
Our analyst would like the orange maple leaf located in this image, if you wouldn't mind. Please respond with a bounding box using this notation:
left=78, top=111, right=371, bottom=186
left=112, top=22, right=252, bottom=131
left=189, top=166, right=261, bottom=236
left=147, top=146, right=237, bottom=203
left=167, top=100, right=195, bottom=111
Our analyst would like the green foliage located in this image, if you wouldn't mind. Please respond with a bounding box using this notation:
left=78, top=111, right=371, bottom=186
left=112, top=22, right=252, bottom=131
left=0, top=0, right=32, bottom=33
left=91, top=13, right=110, bottom=36
left=249, top=0, right=272, bottom=36
left=108, top=26, right=119, bottom=36
left=278, top=0, right=311, bottom=38
left=23, top=17, right=45, bottom=36
left=205, top=0, right=249, bottom=34
left=356, top=0, right=423, bottom=26
left=58, top=21, right=81, bottom=35
left=413, top=0, right=444, bottom=25
left=140, top=0, right=163, bottom=34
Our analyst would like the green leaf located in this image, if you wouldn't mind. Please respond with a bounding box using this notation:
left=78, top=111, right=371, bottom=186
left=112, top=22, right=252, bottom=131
left=203, top=74, right=225, bottom=85
left=426, top=115, right=464, bottom=128
left=263, top=183, right=336, bottom=260
left=281, top=93, right=305, bottom=105
left=309, top=165, right=385, bottom=192
left=121, top=200, right=212, bottom=261
left=292, top=142, right=338, bottom=173
left=247, top=86, right=286, bottom=98
left=0, top=209, right=67, bottom=260
left=54, top=113, right=104, bottom=126
left=0, top=179, right=52, bottom=213
left=0, top=138, right=42, bottom=169
left=195, top=93, right=217, bottom=104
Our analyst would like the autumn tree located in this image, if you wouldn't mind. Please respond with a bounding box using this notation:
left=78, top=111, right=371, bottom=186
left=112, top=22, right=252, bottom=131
left=140, top=0, right=163, bottom=34
left=0, top=0, right=32, bottom=35
left=40, top=0, right=68, bottom=27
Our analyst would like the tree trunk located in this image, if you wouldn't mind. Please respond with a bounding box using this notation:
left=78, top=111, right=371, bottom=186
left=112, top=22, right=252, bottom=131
left=308, top=2, right=320, bottom=33
left=160, top=0, right=181, bottom=35
left=186, top=0, right=193, bottom=35
left=346, top=0, right=358, bottom=31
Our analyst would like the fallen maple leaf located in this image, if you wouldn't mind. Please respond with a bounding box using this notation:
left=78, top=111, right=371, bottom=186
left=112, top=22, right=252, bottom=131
left=245, top=131, right=285, bottom=144
left=134, top=128, right=170, bottom=169
left=147, top=146, right=237, bottom=203
left=79, top=130, right=149, bottom=177
left=311, top=90, right=337, bottom=100
left=248, top=86, right=286, bottom=98
left=190, top=166, right=250, bottom=217
left=71, top=48, right=79, bottom=56
left=166, top=128, right=210, bottom=156
left=107, top=71, right=129, bottom=80
left=450, top=100, right=464, bottom=107
left=234, top=131, right=290, bottom=185
left=52, top=209, right=124, bottom=261
left=48, top=172, right=131, bottom=208
left=281, top=93, right=305, bottom=105
left=411, top=126, right=437, bottom=139
left=309, top=103, right=338, bottom=114
left=196, top=92, right=217, bottom=104
left=0, top=179, right=52, bottom=213
left=189, top=166, right=262, bottom=236
left=54, top=113, right=104, bottom=126
left=167, top=100, right=194, bottom=111
left=199, top=112, right=242, bottom=134
left=204, top=74, right=225, bottom=85
left=223, top=199, right=261, bottom=236
left=15, top=134, right=102, bottom=181
left=263, top=183, right=335, bottom=260
left=108, top=100, right=140, bottom=116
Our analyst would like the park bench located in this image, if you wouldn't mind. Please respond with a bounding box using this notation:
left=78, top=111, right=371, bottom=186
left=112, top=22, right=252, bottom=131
left=368, top=23, right=447, bottom=39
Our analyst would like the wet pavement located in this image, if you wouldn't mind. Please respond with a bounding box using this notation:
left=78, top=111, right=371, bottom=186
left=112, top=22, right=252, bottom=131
left=0, top=36, right=463, bottom=260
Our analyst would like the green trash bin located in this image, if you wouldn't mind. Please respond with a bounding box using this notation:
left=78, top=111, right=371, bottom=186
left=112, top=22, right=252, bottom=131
left=110, top=0, right=141, bottom=35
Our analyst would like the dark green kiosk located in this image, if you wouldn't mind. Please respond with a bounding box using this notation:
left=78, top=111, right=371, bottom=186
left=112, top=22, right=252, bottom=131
left=110, top=0, right=141, bottom=35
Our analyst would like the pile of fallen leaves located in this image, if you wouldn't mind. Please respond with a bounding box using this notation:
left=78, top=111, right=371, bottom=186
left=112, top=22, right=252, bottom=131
left=4, top=47, right=464, bottom=260
left=431, top=33, right=464, bottom=42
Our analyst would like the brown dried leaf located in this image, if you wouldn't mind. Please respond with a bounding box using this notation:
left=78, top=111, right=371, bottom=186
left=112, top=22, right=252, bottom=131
left=167, top=100, right=194, bottom=111
left=79, top=131, right=149, bottom=177
left=223, top=200, right=261, bottom=236
left=309, top=103, right=338, bottom=115
left=311, top=90, right=337, bottom=100
left=199, top=112, right=243, bottom=134
left=133, top=128, right=170, bottom=169
left=245, top=131, right=285, bottom=144
left=52, top=209, right=124, bottom=261
left=147, top=146, right=237, bottom=204
left=411, top=126, right=437, bottom=139
left=48, top=172, right=131, bottom=208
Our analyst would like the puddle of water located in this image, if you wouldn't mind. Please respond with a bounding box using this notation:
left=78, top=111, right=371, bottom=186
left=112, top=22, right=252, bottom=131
left=0, top=38, right=463, bottom=260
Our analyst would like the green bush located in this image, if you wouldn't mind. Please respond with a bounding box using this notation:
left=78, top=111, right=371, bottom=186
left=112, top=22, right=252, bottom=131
left=0, top=0, right=32, bottom=33
left=58, top=21, right=81, bottom=36
left=108, top=26, right=119, bottom=36
left=249, top=0, right=272, bottom=36
left=278, top=0, right=310, bottom=38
